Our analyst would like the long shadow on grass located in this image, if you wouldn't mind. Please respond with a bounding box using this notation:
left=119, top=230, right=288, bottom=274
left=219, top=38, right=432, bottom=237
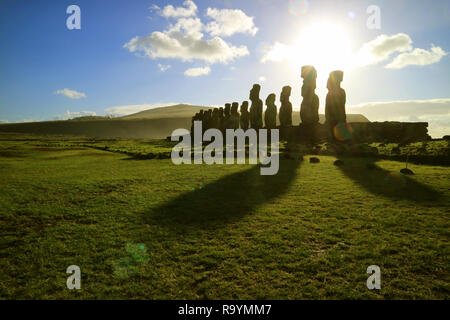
left=337, top=157, right=441, bottom=202
left=146, top=158, right=301, bottom=233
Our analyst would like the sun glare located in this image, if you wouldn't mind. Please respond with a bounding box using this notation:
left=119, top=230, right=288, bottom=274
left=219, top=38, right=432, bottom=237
left=292, top=22, right=354, bottom=79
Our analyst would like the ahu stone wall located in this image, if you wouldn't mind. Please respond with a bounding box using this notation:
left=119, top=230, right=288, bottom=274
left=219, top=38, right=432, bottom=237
left=280, top=122, right=431, bottom=143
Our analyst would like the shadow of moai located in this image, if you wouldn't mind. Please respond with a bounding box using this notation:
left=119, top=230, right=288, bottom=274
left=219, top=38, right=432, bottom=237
left=336, top=157, right=441, bottom=202
left=146, top=157, right=302, bottom=234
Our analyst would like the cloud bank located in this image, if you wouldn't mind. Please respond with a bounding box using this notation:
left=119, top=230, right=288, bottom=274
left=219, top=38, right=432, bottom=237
left=124, top=1, right=257, bottom=73
left=386, top=46, right=447, bottom=69
left=262, top=33, right=446, bottom=70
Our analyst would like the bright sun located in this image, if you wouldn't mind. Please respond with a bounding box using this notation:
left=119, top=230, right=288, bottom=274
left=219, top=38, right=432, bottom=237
left=292, top=22, right=354, bottom=79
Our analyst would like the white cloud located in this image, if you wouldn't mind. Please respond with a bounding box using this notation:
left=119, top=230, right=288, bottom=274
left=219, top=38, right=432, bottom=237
left=205, top=8, right=258, bottom=37
left=258, top=76, right=266, bottom=82
left=184, top=66, right=211, bottom=77
left=55, top=88, right=86, bottom=99
left=355, top=33, right=413, bottom=67
left=386, top=46, right=447, bottom=69
left=0, top=120, right=10, bottom=124
left=170, top=17, right=204, bottom=39
left=261, top=33, right=446, bottom=71
left=157, top=63, right=171, bottom=71
left=261, top=42, right=292, bottom=63
left=124, top=24, right=249, bottom=64
left=125, top=2, right=255, bottom=70
left=349, top=98, right=450, bottom=138
left=158, top=0, right=198, bottom=18
left=54, top=110, right=97, bottom=120
left=105, top=103, right=179, bottom=117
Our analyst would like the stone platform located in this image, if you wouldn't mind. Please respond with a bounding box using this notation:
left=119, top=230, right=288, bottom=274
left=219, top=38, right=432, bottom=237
left=279, top=122, right=430, bottom=143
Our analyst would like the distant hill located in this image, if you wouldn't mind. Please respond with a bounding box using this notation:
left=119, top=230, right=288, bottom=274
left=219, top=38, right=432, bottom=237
left=0, top=104, right=370, bottom=139
left=122, top=103, right=369, bottom=123
left=119, top=104, right=212, bottom=120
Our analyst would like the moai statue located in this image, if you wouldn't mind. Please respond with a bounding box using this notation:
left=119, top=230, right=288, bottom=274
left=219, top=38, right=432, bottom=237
left=230, top=102, right=240, bottom=129
left=218, top=107, right=225, bottom=133
left=204, top=109, right=212, bottom=131
left=279, top=86, right=292, bottom=127
left=249, top=84, right=263, bottom=129
left=211, top=108, right=220, bottom=129
left=264, top=93, right=277, bottom=129
left=240, top=101, right=250, bottom=130
left=300, top=66, right=319, bottom=125
left=224, top=103, right=232, bottom=129
left=191, top=112, right=199, bottom=133
left=325, top=70, right=346, bottom=132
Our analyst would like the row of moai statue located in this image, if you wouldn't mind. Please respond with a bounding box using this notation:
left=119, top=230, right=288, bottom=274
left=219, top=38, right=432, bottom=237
left=191, top=66, right=346, bottom=134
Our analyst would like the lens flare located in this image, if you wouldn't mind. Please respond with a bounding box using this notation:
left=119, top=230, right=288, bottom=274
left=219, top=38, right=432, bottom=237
left=333, top=122, right=353, bottom=141
left=288, top=0, right=309, bottom=16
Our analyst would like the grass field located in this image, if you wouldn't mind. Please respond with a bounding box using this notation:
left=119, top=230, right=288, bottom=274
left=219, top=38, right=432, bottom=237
left=0, top=134, right=449, bottom=299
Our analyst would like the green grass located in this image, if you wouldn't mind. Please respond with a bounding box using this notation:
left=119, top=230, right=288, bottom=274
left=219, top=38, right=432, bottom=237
left=0, top=134, right=449, bottom=299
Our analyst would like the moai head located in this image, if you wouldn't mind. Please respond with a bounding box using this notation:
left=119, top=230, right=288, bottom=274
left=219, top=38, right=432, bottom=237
left=212, top=108, right=218, bottom=117
left=280, top=86, right=292, bottom=103
left=327, top=70, right=344, bottom=91
left=266, top=93, right=276, bottom=106
left=218, top=107, right=224, bottom=117
left=231, top=102, right=239, bottom=114
left=249, top=84, right=261, bottom=101
left=301, top=65, right=317, bottom=96
left=240, top=101, right=249, bottom=113
left=301, top=65, right=317, bottom=82
left=224, top=103, right=231, bottom=117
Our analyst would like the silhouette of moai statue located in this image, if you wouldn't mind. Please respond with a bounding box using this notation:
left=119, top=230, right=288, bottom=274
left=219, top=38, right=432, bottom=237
left=224, top=103, right=232, bottom=129
left=211, top=108, right=220, bottom=129
left=264, top=93, right=277, bottom=129
left=191, top=112, right=198, bottom=133
left=230, top=102, right=240, bottom=129
left=279, top=86, right=292, bottom=127
left=204, top=109, right=213, bottom=131
left=240, top=101, right=250, bottom=130
left=325, top=70, right=346, bottom=133
left=300, top=66, right=319, bottom=125
left=218, top=107, right=225, bottom=132
left=249, top=84, right=263, bottom=129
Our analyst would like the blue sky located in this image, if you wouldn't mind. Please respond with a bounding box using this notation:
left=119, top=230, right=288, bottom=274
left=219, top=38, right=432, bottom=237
left=0, top=0, right=449, bottom=136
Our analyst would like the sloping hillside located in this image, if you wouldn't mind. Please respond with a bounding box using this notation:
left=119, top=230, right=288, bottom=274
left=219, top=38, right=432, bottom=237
left=0, top=104, right=370, bottom=139
left=119, top=104, right=212, bottom=120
